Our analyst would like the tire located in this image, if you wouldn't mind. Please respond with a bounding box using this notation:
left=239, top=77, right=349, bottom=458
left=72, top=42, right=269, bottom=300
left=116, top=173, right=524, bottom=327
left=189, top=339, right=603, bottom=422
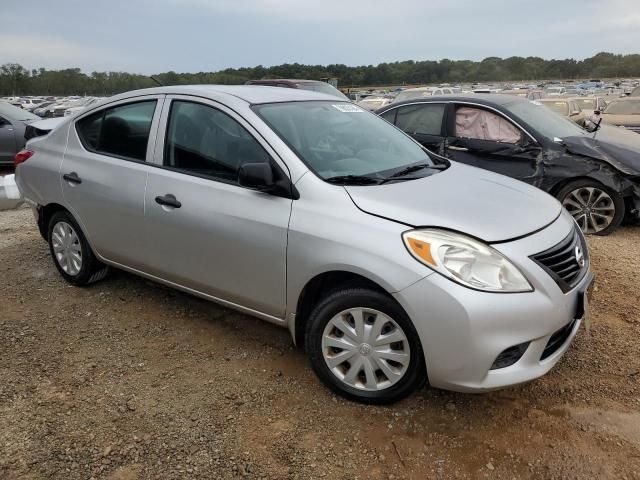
left=48, top=211, right=109, bottom=286
left=305, top=288, right=426, bottom=404
left=556, top=179, right=625, bottom=235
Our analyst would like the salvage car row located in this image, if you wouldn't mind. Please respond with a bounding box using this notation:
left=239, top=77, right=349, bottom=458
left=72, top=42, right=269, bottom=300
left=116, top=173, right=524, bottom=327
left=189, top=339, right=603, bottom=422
left=2, top=95, right=105, bottom=118
left=350, top=78, right=640, bottom=111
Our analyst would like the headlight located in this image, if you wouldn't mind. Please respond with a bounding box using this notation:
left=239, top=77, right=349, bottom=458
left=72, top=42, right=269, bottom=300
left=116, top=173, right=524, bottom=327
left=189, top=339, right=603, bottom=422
left=402, top=229, right=533, bottom=293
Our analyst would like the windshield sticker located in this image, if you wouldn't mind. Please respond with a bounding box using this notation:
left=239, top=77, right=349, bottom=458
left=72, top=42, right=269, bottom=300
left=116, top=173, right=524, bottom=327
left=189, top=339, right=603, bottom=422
left=332, top=104, right=365, bottom=113
left=531, top=101, right=543, bottom=106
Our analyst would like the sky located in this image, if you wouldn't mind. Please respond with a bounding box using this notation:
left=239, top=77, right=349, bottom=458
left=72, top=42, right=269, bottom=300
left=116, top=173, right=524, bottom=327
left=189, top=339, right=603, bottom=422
left=2, top=0, right=640, bottom=74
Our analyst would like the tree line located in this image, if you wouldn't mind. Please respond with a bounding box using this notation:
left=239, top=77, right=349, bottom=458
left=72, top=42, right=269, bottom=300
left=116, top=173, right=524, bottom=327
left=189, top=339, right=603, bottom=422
left=2, top=52, right=640, bottom=96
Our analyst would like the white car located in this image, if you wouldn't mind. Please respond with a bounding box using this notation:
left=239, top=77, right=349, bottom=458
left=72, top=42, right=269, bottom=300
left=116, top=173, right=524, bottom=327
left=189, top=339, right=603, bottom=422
left=393, top=87, right=457, bottom=103
left=357, top=96, right=393, bottom=111
left=544, top=86, right=566, bottom=97
left=21, top=99, right=43, bottom=110
left=64, top=98, right=102, bottom=116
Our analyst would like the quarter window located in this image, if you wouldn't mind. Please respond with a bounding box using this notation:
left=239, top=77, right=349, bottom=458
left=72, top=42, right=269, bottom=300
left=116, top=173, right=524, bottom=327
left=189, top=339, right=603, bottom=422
left=380, top=108, right=397, bottom=124
left=76, top=100, right=157, bottom=161
left=395, top=104, right=445, bottom=136
left=163, top=101, right=270, bottom=183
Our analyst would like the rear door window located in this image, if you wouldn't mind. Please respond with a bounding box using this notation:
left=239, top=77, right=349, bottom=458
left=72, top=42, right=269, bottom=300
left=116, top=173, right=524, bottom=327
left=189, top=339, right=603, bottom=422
left=76, top=100, right=157, bottom=161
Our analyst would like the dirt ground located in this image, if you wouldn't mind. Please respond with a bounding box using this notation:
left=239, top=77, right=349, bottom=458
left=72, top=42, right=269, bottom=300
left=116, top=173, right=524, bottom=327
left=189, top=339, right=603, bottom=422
left=0, top=206, right=639, bottom=480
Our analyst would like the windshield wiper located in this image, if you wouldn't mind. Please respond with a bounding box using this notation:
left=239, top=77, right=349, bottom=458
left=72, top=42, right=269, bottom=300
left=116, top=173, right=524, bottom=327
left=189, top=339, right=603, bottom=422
left=325, top=174, right=381, bottom=185
left=380, top=163, right=446, bottom=184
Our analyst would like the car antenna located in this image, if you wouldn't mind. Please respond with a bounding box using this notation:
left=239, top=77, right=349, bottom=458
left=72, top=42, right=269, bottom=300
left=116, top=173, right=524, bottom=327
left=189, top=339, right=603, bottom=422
left=149, top=76, right=164, bottom=87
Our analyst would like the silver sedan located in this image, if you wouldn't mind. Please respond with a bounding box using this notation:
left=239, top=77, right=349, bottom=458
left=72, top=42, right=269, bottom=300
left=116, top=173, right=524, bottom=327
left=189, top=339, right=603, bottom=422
left=16, top=86, right=593, bottom=403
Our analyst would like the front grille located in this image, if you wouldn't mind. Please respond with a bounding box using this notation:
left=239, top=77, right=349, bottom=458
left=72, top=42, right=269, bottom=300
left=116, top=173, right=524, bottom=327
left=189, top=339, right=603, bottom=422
left=624, top=125, right=640, bottom=134
left=540, top=319, right=577, bottom=360
left=530, top=228, right=588, bottom=293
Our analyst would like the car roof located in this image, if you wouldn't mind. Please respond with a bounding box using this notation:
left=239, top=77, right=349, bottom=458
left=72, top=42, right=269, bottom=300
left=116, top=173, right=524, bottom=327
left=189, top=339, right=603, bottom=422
left=247, top=79, right=322, bottom=85
left=380, top=93, right=529, bottom=111
left=104, top=85, right=341, bottom=105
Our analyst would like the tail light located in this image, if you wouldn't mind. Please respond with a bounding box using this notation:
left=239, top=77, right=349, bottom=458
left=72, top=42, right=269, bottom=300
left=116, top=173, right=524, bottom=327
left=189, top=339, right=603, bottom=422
left=14, top=149, right=34, bottom=167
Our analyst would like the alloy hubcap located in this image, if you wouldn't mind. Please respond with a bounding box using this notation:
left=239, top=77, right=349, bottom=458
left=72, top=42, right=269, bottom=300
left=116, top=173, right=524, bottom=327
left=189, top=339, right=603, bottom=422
left=51, top=221, right=82, bottom=276
left=562, top=187, right=615, bottom=234
left=321, top=308, right=410, bottom=391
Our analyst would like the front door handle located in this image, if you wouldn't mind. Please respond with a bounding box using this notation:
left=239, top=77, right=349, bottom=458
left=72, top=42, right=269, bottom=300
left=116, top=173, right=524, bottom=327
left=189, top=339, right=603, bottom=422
left=155, top=194, right=182, bottom=209
left=447, top=145, right=469, bottom=152
left=63, top=172, right=82, bottom=184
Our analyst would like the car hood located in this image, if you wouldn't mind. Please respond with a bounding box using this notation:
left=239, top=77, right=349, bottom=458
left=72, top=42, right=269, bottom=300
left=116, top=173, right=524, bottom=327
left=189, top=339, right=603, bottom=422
left=562, top=126, right=640, bottom=176
left=345, top=162, right=562, bottom=243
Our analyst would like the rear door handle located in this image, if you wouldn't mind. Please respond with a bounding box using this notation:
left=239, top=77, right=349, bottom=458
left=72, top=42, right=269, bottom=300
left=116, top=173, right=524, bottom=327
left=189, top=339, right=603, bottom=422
left=447, top=145, right=469, bottom=152
left=155, top=194, right=182, bottom=209
left=63, top=172, right=82, bottom=184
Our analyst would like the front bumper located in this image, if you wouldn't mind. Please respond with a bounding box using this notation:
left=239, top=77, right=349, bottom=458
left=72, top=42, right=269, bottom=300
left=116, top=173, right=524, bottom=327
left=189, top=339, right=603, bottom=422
left=393, top=210, right=593, bottom=392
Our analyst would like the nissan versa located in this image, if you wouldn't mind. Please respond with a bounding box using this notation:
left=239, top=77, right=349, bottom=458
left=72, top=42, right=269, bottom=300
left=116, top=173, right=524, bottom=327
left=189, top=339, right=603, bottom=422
left=16, top=86, right=593, bottom=403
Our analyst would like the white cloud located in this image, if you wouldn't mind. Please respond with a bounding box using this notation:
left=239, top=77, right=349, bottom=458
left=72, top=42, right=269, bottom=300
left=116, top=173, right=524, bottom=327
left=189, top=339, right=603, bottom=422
left=0, top=34, right=117, bottom=71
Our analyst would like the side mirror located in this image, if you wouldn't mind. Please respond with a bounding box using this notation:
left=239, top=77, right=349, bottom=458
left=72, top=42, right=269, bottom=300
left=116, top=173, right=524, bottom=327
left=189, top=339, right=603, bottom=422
left=0, top=117, right=8, bottom=126
left=238, top=161, right=300, bottom=200
left=593, top=110, right=601, bottom=115
left=238, top=162, right=274, bottom=190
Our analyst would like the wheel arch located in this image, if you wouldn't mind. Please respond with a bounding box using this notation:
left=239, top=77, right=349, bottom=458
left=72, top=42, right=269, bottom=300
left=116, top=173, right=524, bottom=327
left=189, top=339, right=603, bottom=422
left=552, top=176, right=628, bottom=234
left=38, top=203, right=71, bottom=240
left=548, top=175, right=609, bottom=197
left=291, top=270, right=397, bottom=349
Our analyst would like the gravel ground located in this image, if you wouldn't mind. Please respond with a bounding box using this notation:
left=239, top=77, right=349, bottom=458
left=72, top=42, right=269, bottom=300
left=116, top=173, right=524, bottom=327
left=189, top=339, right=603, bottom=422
left=1, top=207, right=639, bottom=480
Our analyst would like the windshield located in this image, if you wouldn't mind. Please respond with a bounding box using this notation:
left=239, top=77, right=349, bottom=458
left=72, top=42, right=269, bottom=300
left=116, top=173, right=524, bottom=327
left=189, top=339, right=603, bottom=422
left=576, top=98, right=596, bottom=110
left=603, top=101, right=640, bottom=115
left=541, top=101, right=569, bottom=116
left=504, top=100, right=586, bottom=139
left=0, top=101, right=39, bottom=122
left=253, top=101, right=443, bottom=182
left=296, top=82, right=349, bottom=100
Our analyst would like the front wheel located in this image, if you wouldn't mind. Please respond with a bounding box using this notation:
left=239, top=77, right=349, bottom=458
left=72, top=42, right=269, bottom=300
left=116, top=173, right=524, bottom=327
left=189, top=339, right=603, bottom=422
left=556, top=180, right=625, bottom=235
left=305, top=288, right=426, bottom=404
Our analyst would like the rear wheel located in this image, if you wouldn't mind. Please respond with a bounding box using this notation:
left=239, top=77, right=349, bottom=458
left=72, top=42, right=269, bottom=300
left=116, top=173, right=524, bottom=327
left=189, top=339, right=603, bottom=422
left=556, top=180, right=624, bottom=235
left=48, top=211, right=109, bottom=286
left=305, top=288, right=426, bottom=404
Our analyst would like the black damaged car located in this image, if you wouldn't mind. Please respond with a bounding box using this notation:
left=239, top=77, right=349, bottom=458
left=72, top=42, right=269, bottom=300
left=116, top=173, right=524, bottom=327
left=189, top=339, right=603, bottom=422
left=376, top=94, right=640, bottom=235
